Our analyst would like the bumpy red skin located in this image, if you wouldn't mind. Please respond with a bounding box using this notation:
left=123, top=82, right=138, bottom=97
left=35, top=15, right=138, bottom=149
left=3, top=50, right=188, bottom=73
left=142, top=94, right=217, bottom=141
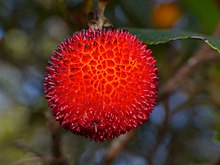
left=44, top=29, right=158, bottom=142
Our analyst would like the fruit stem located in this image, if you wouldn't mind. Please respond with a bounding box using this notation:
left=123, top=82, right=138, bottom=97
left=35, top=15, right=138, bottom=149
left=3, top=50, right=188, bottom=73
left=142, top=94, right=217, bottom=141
left=88, top=0, right=112, bottom=30
left=94, top=121, right=98, bottom=133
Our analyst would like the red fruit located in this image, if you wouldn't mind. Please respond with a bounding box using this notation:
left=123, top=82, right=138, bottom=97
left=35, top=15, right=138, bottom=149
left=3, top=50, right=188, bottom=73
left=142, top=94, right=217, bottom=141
left=44, top=29, right=158, bottom=142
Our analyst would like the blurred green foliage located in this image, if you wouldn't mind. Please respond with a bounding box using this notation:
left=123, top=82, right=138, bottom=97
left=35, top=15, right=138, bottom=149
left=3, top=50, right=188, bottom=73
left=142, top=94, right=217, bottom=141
left=0, top=0, right=220, bottom=165
left=183, top=0, right=220, bottom=33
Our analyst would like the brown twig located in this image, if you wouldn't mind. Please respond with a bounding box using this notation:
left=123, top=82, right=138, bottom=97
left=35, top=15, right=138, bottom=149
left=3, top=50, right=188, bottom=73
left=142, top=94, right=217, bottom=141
left=12, top=157, right=46, bottom=165
left=16, top=139, right=43, bottom=157
left=47, top=113, right=68, bottom=165
left=15, top=139, right=48, bottom=165
left=159, top=22, right=220, bottom=101
left=103, top=130, right=135, bottom=165
left=215, top=158, right=220, bottom=165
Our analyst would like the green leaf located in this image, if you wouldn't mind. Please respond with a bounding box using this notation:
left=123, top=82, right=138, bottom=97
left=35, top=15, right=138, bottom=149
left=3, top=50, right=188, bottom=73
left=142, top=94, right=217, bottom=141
left=126, top=28, right=220, bottom=54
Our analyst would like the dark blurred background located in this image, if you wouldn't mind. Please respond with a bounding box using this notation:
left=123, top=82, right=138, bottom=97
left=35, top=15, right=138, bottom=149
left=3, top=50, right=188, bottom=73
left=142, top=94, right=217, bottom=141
left=0, top=0, right=220, bottom=165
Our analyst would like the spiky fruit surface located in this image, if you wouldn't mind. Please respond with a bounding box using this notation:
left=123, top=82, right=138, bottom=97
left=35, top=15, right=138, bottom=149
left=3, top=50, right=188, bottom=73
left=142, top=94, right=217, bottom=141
left=44, top=29, right=158, bottom=142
